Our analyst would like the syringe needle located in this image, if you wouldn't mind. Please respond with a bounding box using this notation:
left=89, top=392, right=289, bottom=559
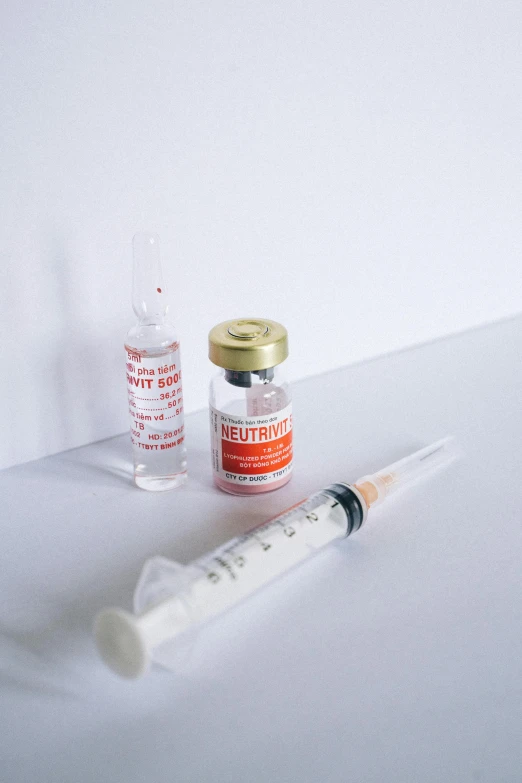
left=354, top=437, right=459, bottom=508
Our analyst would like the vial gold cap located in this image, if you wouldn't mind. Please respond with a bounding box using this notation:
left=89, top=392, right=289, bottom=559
left=208, top=318, right=289, bottom=371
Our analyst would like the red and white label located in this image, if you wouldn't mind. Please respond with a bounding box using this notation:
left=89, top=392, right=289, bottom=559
left=210, top=402, right=293, bottom=486
left=125, top=343, right=185, bottom=452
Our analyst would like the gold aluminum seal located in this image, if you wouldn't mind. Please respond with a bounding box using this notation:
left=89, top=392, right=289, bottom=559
left=208, top=318, right=289, bottom=371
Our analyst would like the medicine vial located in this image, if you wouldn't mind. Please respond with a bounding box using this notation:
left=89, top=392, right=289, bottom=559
left=125, top=233, right=187, bottom=491
left=208, top=319, right=293, bottom=495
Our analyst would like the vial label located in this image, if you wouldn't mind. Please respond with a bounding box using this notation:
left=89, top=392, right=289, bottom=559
left=210, top=402, right=293, bottom=486
left=125, top=343, right=185, bottom=453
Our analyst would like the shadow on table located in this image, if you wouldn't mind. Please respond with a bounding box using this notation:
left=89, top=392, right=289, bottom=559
left=0, top=478, right=275, bottom=704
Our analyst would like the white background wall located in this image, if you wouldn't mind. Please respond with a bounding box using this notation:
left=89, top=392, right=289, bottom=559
left=1, top=0, right=521, bottom=470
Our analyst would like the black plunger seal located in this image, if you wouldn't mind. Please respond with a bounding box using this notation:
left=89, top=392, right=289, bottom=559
left=323, top=484, right=365, bottom=537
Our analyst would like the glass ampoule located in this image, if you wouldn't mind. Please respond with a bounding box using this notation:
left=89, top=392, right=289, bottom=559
left=124, top=233, right=187, bottom=491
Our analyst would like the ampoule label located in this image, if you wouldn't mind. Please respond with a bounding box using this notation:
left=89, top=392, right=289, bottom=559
left=210, top=402, right=293, bottom=487
left=125, top=343, right=185, bottom=454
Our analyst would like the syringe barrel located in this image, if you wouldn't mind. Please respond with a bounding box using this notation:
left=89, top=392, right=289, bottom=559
left=134, top=485, right=366, bottom=664
left=355, top=436, right=458, bottom=507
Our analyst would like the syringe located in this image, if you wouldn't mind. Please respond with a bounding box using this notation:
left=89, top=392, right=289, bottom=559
left=94, top=437, right=458, bottom=678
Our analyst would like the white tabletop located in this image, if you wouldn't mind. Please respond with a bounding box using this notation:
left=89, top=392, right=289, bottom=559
left=1, top=317, right=521, bottom=783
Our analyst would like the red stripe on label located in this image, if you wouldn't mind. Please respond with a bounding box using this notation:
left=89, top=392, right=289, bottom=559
left=221, top=430, right=293, bottom=475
